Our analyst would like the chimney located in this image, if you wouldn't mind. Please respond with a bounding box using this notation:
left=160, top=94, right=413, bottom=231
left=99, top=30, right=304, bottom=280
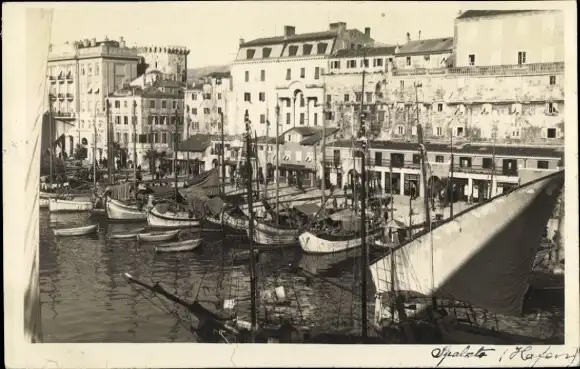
left=90, top=38, right=97, bottom=46
left=284, top=26, right=296, bottom=37
left=418, top=30, right=421, bottom=40
left=365, top=27, right=371, bottom=37
left=119, top=36, right=126, bottom=48
left=406, top=32, right=411, bottom=42
left=83, top=39, right=89, bottom=47
left=239, top=38, right=245, bottom=46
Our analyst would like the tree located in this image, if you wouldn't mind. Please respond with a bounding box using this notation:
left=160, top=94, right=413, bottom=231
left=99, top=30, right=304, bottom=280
left=73, top=144, right=87, bottom=160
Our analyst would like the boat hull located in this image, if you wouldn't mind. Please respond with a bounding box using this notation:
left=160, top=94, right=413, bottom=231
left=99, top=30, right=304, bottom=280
left=53, top=224, right=98, bottom=236
left=106, top=197, right=147, bottom=220
left=299, top=228, right=383, bottom=254
left=222, top=211, right=248, bottom=232
left=370, top=170, right=565, bottom=318
left=49, top=198, right=93, bottom=212
left=247, top=221, right=299, bottom=246
left=155, top=238, right=202, bottom=253
left=147, top=207, right=201, bottom=228
left=108, top=227, right=146, bottom=240
left=137, top=229, right=180, bottom=242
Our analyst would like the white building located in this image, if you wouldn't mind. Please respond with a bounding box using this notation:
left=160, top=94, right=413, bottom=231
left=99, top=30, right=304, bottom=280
left=185, top=72, right=233, bottom=136
left=230, top=22, right=374, bottom=137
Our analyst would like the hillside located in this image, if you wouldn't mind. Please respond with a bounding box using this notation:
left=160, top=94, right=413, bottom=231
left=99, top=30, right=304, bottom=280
left=187, top=64, right=231, bottom=84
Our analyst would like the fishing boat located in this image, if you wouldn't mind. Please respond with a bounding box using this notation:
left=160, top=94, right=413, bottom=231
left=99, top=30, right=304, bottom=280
left=221, top=208, right=249, bottom=232
left=136, top=229, right=180, bottom=242
left=147, top=204, right=202, bottom=228
left=106, top=196, right=148, bottom=220
left=108, top=227, right=146, bottom=240
left=247, top=219, right=300, bottom=247
left=53, top=224, right=99, bottom=236
left=49, top=198, right=93, bottom=212
left=299, top=226, right=383, bottom=254
left=155, top=238, right=202, bottom=253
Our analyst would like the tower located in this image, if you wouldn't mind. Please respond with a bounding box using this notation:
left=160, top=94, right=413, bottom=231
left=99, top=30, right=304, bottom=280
left=136, top=45, right=190, bottom=82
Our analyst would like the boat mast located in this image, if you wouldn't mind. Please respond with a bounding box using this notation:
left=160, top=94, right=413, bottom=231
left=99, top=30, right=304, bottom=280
left=358, top=46, right=369, bottom=340
left=49, top=95, right=53, bottom=189
left=321, top=73, right=327, bottom=204
left=449, top=120, right=454, bottom=217
left=275, top=97, right=280, bottom=224
left=132, top=99, right=137, bottom=190
left=219, top=110, right=225, bottom=196
left=415, top=82, right=437, bottom=311
left=244, top=110, right=258, bottom=341
left=265, top=104, right=270, bottom=199
left=488, top=127, right=496, bottom=199
left=254, top=131, right=260, bottom=200
left=173, top=106, right=179, bottom=201
left=105, top=99, right=114, bottom=185
left=93, top=101, right=97, bottom=190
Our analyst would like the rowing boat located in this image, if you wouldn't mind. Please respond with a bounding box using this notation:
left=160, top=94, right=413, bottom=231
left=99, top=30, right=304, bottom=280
left=108, top=227, right=147, bottom=240
left=137, top=229, right=180, bottom=242
left=106, top=197, right=147, bottom=220
left=299, top=227, right=384, bottom=254
left=49, top=198, right=93, bottom=212
left=53, top=224, right=99, bottom=236
left=147, top=206, right=202, bottom=228
left=155, top=238, right=202, bottom=253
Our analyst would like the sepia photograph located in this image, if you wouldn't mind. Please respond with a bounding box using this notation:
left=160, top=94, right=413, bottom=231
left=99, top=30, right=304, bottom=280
left=3, top=1, right=579, bottom=367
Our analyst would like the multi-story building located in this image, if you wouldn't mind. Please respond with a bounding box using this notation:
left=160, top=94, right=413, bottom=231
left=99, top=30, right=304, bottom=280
left=184, top=72, right=233, bottom=136
left=47, top=37, right=140, bottom=162
left=320, top=9, right=565, bottom=197
left=107, top=79, right=185, bottom=169
left=230, top=22, right=374, bottom=137
left=136, top=45, right=190, bottom=83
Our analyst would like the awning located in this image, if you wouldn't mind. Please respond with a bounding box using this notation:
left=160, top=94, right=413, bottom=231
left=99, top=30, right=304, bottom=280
left=293, top=203, right=328, bottom=219
left=277, top=163, right=307, bottom=171
left=385, top=218, right=406, bottom=230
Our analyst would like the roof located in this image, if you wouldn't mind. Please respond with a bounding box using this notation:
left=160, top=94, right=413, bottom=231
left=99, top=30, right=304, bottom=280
left=334, top=46, right=397, bottom=59
left=241, top=30, right=338, bottom=48
left=141, top=79, right=185, bottom=98
left=282, top=126, right=320, bottom=137
left=329, top=140, right=564, bottom=158
left=456, top=10, right=535, bottom=20
left=301, top=127, right=340, bottom=146
left=396, top=37, right=454, bottom=56
left=255, top=136, right=277, bottom=144
left=177, top=134, right=212, bottom=152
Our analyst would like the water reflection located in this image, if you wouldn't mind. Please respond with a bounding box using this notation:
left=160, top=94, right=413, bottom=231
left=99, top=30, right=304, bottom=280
left=40, top=210, right=373, bottom=342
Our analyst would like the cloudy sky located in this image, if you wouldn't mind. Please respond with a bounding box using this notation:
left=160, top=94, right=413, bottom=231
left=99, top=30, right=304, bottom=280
left=48, top=1, right=470, bottom=68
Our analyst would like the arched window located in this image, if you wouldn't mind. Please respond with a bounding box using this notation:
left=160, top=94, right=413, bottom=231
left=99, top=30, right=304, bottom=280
left=81, top=138, right=88, bottom=145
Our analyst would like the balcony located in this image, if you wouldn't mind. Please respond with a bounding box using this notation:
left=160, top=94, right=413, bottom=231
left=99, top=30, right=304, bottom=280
left=372, top=158, right=421, bottom=169
left=57, top=93, right=65, bottom=100
left=454, top=164, right=494, bottom=175
left=49, top=93, right=57, bottom=101
left=66, top=93, right=74, bottom=100
left=449, top=62, right=564, bottom=77
left=48, top=76, right=56, bottom=83
left=323, top=158, right=341, bottom=168
left=53, top=111, right=75, bottom=120
left=57, top=75, right=65, bottom=84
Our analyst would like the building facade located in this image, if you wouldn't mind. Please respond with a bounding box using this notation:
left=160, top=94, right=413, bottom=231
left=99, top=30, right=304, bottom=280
left=184, top=72, right=233, bottom=136
left=47, top=37, right=140, bottom=162
left=107, top=79, right=185, bottom=170
left=230, top=22, right=374, bottom=137
left=137, top=45, right=190, bottom=83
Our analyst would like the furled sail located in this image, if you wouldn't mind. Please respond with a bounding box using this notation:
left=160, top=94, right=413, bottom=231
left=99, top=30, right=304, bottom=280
left=22, top=8, right=54, bottom=343
left=179, top=167, right=220, bottom=200
left=369, top=170, right=564, bottom=317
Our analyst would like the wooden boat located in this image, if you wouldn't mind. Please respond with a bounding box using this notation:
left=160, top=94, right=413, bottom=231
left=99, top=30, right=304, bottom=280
left=49, top=198, right=93, bottom=212
left=137, top=229, right=180, bottom=242
left=221, top=209, right=249, bottom=232
left=147, top=206, right=201, bottom=228
left=370, top=170, right=565, bottom=328
left=155, top=238, right=202, bottom=253
left=106, top=197, right=147, bottom=221
left=53, top=224, right=99, bottom=236
left=108, top=227, right=146, bottom=240
left=299, top=227, right=384, bottom=254
left=246, top=220, right=299, bottom=247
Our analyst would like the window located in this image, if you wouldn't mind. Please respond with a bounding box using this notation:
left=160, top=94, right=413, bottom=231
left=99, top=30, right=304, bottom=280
left=123, top=133, right=128, bottom=144
left=548, top=102, right=557, bottom=114
left=436, top=127, right=443, bottom=136
left=347, top=60, right=356, bottom=68
left=537, top=160, right=549, bottom=169
left=296, top=151, right=302, bottom=162
left=245, top=71, right=249, bottom=82
left=459, top=157, right=472, bottom=168
left=325, top=111, right=333, bottom=120
left=366, top=92, right=373, bottom=103
left=549, top=76, right=556, bottom=85
left=244, top=93, right=251, bottom=102
left=547, top=128, right=557, bottom=138
left=260, top=69, right=265, bottom=82
left=406, top=56, right=411, bottom=66
left=355, top=92, right=362, bottom=102
left=116, top=132, right=120, bottom=142
left=344, top=94, right=349, bottom=102
left=457, top=127, right=464, bottom=136
left=260, top=114, right=266, bottom=124
left=314, top=67, right=320, bottom=80
left=203, top=93, right=211, bottom=100
left=397, top=125, right=404, bottom=135
left=300, top=97, right=305, bottom=107
left=162, top=100, right=167, bottom=108
left=361, top=59, right=369, bottom=68
left=115, top=116, right=121, bottom=124
left=246, top=49, right=256, bottom=59
left=437, top=103, right=443, bottom=112
left=217, top=93, right=222, bottom=100
left=288, top=46, right=298, bottom=56
left=287, top=135, right=292, bottom=142
left=192, top=108, right=197, bottom=115
left=286, top=99, right=291, bottom=108
left=286, top=69, right=291, bottom=80
left=161, top=133, right=167, bottom=144
left=330, top=60, right=340, bottom=69
left=435, top=155, right=444, bottom=163
left=259, top=92, right=266, bottom=102
left=124, top=116, right=128, bottom=125
left=300, top=113, right=305, bottom=125
left=303, top=44, right=313, bottom=55
left=326, top=94, right=332, bottom=103
left=204, top=108, right=210, bottom=115
left=412, top=154, right=421, bottom=165
left=313, top=113, right=318, bottom=126
left=377, top=110, right=385, bottom=122
left=114, top=100, right=120, bottom=108
left=123, top=101, right=128, bottom=108
left=148, top=116, right=154, bottom=125
left=286, top=112, right=291, bottom=125
left=517, top=51, right=527, bottom=65
left=217, top=107, right=222, bottom=114
left=399, top=80, right=404, bottom=90
left=262, top=47, right=272, bottom=58
left=468, top=54, right=475, bottom=66
left=316, top=43, right=328, bottom=54
left=192, top=93, right=197, bottom=100
left=300, top=68, right=305, bottom=78
left=482, top=158, right=493, bottom=169
left=373, top=58, right=384, bottom=67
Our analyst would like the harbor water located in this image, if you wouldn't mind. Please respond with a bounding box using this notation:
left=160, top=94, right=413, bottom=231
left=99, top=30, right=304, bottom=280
left=39, top=210, right=374, bottom=342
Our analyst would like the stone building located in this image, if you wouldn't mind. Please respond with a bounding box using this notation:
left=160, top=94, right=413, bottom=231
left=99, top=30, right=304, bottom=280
left=136, top=45, right=190, bottom=83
